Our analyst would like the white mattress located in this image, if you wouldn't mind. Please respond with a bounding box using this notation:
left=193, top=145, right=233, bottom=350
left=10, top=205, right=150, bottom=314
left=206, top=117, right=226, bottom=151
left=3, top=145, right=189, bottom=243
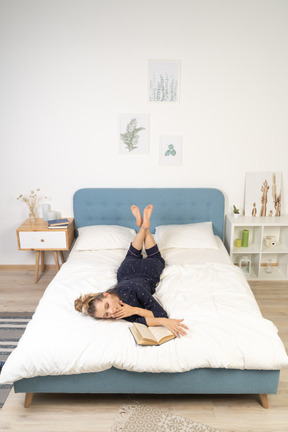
left=1, top=237, right=288, bottom=385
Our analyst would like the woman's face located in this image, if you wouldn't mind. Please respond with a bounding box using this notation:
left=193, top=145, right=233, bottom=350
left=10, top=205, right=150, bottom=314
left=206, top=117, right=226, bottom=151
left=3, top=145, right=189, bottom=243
left=94, top=293, right=121, bottom=319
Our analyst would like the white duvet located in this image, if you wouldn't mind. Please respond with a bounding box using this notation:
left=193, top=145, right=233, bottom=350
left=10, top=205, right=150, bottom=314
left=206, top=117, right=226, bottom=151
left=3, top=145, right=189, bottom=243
left=1, top=241, right=288, bottom=384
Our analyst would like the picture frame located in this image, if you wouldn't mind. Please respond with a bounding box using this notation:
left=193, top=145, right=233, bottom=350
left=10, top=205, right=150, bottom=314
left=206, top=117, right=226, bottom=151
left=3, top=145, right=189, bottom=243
left=244, top=172, right=282, bottom=217
left=119, top=114, right=150, bottom=154
left=149, top=60, right=181, bottom=103
left=159, top=136, right=182, bottom=166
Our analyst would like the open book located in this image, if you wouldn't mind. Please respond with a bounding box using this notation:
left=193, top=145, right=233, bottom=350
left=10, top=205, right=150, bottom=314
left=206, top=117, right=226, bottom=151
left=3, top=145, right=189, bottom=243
left=130, top=322, right=175, bottom=346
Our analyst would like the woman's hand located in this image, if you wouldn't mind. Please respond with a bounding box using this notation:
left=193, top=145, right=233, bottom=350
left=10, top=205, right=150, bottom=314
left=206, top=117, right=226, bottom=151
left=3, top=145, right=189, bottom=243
left=112, top=301, right=136, bottom=319
left=162, top=318, right=189, bottom=338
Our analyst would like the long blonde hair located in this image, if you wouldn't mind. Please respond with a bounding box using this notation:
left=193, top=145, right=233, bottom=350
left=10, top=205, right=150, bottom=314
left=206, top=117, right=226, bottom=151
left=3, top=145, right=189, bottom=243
left=74, top=288, right=117, bottom=318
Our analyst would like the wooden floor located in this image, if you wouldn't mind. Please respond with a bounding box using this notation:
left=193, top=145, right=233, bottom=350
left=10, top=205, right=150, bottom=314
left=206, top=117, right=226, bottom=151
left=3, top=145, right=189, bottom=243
left=0, top=268, right=287, bottom=432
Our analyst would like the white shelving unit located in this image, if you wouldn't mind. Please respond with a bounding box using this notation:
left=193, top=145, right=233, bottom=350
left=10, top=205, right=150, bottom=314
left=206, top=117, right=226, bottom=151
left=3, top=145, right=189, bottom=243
left=225, top=215, right=288, bottom=281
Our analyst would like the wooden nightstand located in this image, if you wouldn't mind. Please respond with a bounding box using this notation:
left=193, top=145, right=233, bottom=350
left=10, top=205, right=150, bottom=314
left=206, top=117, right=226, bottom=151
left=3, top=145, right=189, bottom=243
left=16, top=218, right=75, bottom=283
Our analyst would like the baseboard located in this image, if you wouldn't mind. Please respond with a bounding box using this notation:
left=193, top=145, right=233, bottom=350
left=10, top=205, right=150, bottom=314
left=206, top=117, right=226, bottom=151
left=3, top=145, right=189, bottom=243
left=0, top=265, right=57, bottom=270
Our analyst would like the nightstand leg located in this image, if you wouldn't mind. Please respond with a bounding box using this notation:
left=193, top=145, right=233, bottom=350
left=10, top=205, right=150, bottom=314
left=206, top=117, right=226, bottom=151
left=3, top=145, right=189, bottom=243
left=40, top=251, right=45, bottom=272
left=35, top=251, right=40, bottom=283
left=59, top=251, right=65, bottom=264
left=54, top=251, right=60, bottom=272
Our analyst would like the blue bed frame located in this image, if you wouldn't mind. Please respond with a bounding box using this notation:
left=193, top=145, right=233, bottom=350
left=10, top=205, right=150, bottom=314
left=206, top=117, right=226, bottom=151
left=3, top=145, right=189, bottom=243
left=14, top=188, right=279, bottom=408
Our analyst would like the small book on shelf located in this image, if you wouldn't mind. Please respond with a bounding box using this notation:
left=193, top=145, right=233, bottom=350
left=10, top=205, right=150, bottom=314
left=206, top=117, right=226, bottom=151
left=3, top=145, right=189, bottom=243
left=130, top=322, right=175, bottom=346
left=48, top=218, right=70, bottom=229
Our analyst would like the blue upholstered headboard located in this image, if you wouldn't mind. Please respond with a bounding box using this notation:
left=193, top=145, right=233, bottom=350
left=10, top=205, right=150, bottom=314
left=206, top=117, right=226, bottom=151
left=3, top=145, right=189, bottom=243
left=73, top=188, right=225, bottom=239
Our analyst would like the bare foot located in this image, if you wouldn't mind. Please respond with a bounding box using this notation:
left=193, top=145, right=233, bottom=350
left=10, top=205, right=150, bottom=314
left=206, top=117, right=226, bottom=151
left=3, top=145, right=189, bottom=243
left=142, top=204, right=153, bottom=229
left=131, top=205, right=142, bottom=227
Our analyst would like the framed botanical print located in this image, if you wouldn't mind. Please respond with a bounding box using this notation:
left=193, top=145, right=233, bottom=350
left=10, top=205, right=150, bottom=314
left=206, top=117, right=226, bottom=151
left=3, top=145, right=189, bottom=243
left=149, top=60, right=181, bottom=103
left=119, top=114, right=150, bottom=154
left=159, top=136, right=182, bottom=166
left=245, top=172, right=282, bottom=216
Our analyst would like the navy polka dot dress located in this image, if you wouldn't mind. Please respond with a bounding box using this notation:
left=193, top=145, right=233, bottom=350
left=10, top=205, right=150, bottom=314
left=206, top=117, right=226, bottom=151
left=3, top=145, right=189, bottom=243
left=114, top=243, right=168, bottom=325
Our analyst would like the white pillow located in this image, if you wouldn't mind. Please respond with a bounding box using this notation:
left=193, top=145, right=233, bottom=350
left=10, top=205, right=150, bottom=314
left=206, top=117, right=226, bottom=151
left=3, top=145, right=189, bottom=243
left=75, top=225, right=136, bottom=251
left=154, top=222, right=219, bottom=250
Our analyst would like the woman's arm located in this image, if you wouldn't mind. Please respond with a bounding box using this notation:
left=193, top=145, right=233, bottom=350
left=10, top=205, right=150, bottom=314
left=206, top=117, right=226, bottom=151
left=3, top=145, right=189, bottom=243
left=145, top=317, right=188, bottom=337
left=112, top=302, right=188, bottom=337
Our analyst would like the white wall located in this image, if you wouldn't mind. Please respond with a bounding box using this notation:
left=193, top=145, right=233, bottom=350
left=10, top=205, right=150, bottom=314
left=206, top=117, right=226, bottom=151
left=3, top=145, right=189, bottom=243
left=0, top=0, right=287, bottom=264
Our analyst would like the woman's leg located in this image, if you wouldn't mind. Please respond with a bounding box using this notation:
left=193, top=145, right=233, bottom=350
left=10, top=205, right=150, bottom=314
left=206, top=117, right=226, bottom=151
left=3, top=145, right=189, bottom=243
left=144, top=229, right=156, bottom=250
left=130, top=205, right=142, bottom=227
left=130, top=204, right=155, bottom=251
left=142, top=205, right=156, bottom=250
left=131, top=225, right=146, bottom=251
left=118, top=204, right=164, bottom=285
left=130, top=205, right=145, bottom=251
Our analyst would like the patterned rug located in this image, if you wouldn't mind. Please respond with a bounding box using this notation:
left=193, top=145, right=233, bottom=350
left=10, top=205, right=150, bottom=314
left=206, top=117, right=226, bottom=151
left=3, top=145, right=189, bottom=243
left=0, top=312, right=33, bottom=409
left=112, top=404, right=224, bottom=432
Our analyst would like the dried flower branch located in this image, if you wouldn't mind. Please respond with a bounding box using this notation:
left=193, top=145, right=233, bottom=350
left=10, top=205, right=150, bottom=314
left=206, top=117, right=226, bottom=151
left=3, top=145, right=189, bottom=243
left=17, top=189, right=46, bottom=221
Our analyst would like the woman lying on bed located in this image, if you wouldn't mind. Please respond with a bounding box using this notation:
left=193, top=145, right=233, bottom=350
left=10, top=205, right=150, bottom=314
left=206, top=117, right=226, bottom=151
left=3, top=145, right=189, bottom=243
left=74, top=204, right=188, bottom=338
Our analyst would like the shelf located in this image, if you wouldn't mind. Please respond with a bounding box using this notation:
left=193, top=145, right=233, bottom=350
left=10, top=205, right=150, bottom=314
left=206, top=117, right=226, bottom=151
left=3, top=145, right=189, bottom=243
left=230, top=215, right=288, bottom=226
left=232, top=245, right=260, bottom=254
left=243, top=269, right=259, bottom=281
left=261, top=244, right=288, bottom=254
left=258, top=267, right=286, bottom=280
left=225, top=215, right=288, bottom=281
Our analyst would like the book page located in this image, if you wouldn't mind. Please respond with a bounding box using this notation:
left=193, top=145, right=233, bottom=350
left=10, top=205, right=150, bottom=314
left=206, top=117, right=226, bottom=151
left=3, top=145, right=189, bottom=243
left=133, top=323, right=155, bottom=341
left=130, top=326, right=142, bottom=345
left=149, top=326, right=173, bottom=342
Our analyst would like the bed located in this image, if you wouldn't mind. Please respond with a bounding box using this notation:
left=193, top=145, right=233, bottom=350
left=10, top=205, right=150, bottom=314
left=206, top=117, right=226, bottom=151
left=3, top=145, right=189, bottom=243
left=1, top=188, right=288, bottom=409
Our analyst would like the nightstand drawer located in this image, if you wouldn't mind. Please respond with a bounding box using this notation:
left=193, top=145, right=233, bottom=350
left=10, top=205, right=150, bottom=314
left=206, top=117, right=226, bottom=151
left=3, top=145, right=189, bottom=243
left=18, top=231, right=67, bottom=250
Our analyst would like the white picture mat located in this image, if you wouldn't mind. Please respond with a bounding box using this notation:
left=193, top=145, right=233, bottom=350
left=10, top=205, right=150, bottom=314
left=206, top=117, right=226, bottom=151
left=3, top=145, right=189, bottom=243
left=149, top=60, right=181, bottom=103
left=159, top=136, right=182, bottom=166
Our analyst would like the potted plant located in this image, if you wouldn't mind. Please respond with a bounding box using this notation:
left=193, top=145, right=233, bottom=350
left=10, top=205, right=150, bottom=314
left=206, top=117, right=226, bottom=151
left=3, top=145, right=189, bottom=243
left=233, top=205, right=240, bottom=218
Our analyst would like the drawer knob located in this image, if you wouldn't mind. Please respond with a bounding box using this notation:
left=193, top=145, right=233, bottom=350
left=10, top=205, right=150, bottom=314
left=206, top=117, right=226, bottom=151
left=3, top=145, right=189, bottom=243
left=41, top=239, right=45, bottom=242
